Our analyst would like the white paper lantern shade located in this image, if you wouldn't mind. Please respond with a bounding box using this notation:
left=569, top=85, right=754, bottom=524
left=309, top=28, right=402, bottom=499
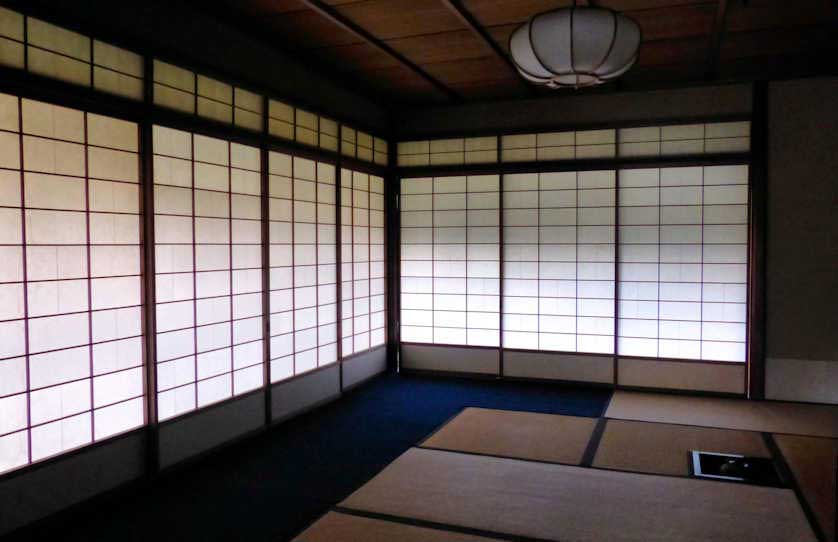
left=510, top=7, right=641, bottom=89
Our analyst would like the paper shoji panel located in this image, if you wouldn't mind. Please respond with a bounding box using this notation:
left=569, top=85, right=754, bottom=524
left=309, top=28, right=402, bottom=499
left=267, top=102, right=341, bottom=149
left=268, top=153, right=338, bottom=382
left=618, top=122, right=751, bottom=158
left=319, top=117, right=338, bottom=152
left=342, top=128, right=361, bottom=159
left=400, top=175, right=500, bottom=347
left=0, top=8, right=143, bottom=100
left=618, top=165, right=748, bottom=362
left=397, top=137, right=498, bottom=167
left=153, top=126, right=264, bottom=421
left=295, top=109, right=318, bottom=147
left=368, top=175, right=386, bottom=349
left=0, top=95, right=144, bottom=474
left=501, top=130, right=616, bottom=163
left=373, top=137, right=388, bottom=166
left=503, top=171, right=616, bottom=354
left=0, top=7, right=24, bottom=69
left=357, top=132, right=373, bottom=162
left=341, top=126, right=356, bottom=158
left=267, top=152, right=293, bottom=380
left=92, top=40, right=143, bottom=100
left=338, top=127, right=385, bottom=164
left=156, top=62, right=263, bottom=130
left=153, top=60, right=195, bottom=114
left=197, top=75, right=233, bottom=124
left=340, top=170, right=386, bottom=356
left=26, top=17, right=91, bottom=86
left=268, top=99, right=294, bottom=140
left=234, top=88, right=263, bottom=132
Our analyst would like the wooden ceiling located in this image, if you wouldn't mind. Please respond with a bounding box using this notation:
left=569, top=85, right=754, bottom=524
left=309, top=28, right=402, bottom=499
left=206, top=0, right=838, bottom=106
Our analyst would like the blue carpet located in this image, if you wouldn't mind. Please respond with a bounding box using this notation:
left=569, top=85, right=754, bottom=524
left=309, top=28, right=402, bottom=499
left=11, top=372, right=611, bottom=541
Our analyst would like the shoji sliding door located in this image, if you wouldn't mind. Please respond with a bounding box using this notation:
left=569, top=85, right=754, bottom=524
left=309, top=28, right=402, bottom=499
left=1, top=95, right=144, bottom=473
left=398, top=159, right=748, bottom=392
left=400, top=175, right=500, bottom=373
left=616, top=165, right=748, bottom=393
left=341, top=169, right=387, bottom=356
left=503, top=171, right=616, bottom=353
left=501, top=170, right=616, bottom=382
left=268, top=152, right=338, bottom=382
left=152, top=126, right=264, bottom=421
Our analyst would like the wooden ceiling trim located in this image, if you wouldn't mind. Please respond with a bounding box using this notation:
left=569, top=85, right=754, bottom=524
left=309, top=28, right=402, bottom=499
left=299, top=0, right=462, bottom=101
left=439, top=0, right=536, bottom=95
left=385, top=30, right=496, bottom=64
left=597, top=0, right=716, bottom=14
left=328, top=0, right=467, bottom=40
left=261, top=11, right=366, bottom=49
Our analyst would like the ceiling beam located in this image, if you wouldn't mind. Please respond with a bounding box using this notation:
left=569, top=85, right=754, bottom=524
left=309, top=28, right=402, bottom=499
left=439, top=0, right=536, bottom=96
left=299, top=0, right=461, bottom=102
left=706, top=0, right=729, bottom=80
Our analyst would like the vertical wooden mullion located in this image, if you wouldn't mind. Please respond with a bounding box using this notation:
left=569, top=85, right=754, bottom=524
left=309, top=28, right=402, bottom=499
left=315, top=164, right=320, bottom=370
left=385, top=136, right=399, bottom=372
left=83, top=111, right=95, bottom=443
left=260, top=95, right=271, bottom=423
left=497, top=133, right=504, bottom=376
left=535, top=168, right=541, bottom=360
left=349, top=167, right=356, bottom=360
left=613, top=169, right=620, bottom=387
left=18, top=96, right=33, bottom=466
left=227, top=142, right=234, bottom=396
left=291, top=149, right=296, bottom=377
left=747, top=81, right=767, bottom=399
left=335, top=126, right=344, bottom=389
left=140, top=53, right=160, bottom=473
left=656, top=169, right=662, bottom=368
left=430, top=169, right=435, bottom=346
left=698, top=158, right=705, bottom=363
left=465, top=170, right=470, bottom=355
left=365, top=177, right=370, bottom=354
left=190, top=135, right=198, bottom=410
left=575, top=170, right=580, bottom=355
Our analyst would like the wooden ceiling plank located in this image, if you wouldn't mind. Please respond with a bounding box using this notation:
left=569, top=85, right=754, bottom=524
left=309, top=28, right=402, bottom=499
left=439, top=0, right=536, bottom=95
left=705, top=0, right=728, bottom=80
left=299, top=0, right=462, bottom=101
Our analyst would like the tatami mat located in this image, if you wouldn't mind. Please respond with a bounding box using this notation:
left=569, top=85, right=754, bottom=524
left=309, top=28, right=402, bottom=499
left=421, top=407, right=597, bottom=465
left=593, top=419, right=770, bottom=476
left=341, top=447, right=816, bottom=542
left=293, top=512, right=501, bottom=542
left=605, top=391, right=838, bottom=437
left=774, top=434, right=837, bottom=542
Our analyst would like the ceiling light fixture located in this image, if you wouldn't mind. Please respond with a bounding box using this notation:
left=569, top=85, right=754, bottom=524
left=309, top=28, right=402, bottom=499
left=509, top=2, right=641, bottom=89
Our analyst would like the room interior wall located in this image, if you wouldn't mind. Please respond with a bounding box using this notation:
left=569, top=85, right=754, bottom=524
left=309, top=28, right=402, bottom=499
left=395, top=79, right=838, bottom=404
left=764, top=77, right=838, bottom=404
left=0, top=2, right=394, bottom=534
left=394, top=83, right=755, bottom=396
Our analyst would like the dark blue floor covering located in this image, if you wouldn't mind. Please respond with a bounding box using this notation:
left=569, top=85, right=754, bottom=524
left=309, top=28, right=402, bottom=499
left=10, top=372, right=611, bottom=542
